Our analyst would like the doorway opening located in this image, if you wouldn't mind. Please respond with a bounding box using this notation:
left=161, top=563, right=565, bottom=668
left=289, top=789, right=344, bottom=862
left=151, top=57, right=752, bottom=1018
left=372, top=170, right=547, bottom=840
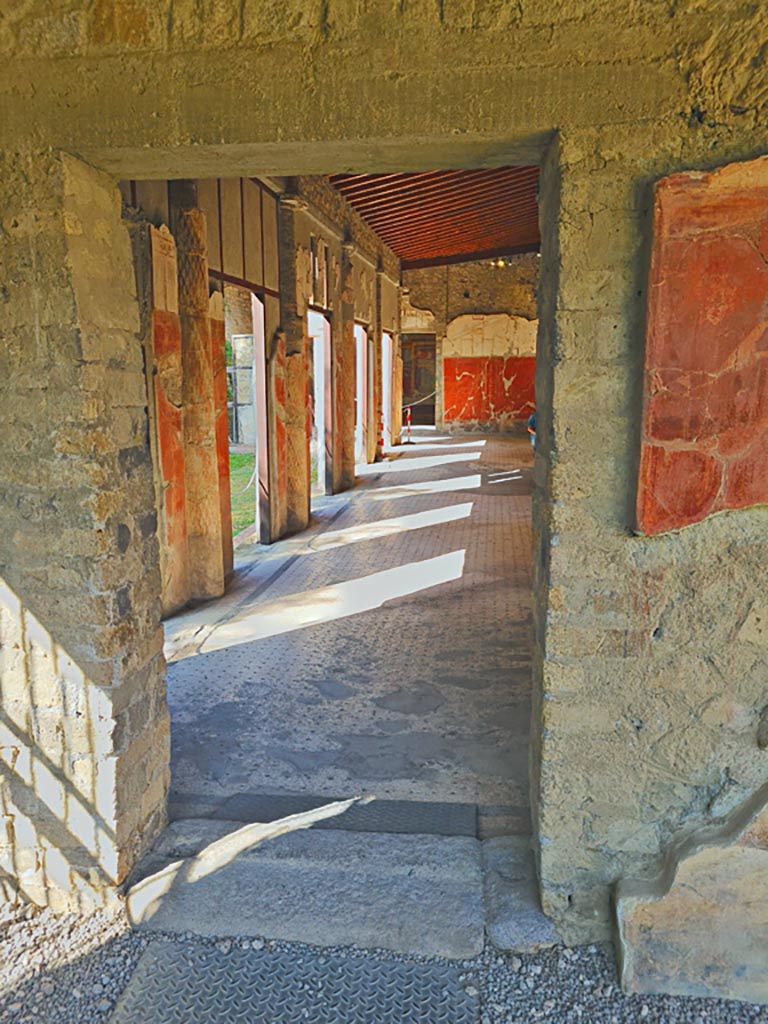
left=354, top=323, right=369, bottom=464
left=224, top=285, right=270, bottom=545
left=128, top=161, right=545, bottom=956
left=401, top=333, right=437, bottom=425
left=381, top=331, right=394, bottom=449
left=308, top=309, right=333, bottom=499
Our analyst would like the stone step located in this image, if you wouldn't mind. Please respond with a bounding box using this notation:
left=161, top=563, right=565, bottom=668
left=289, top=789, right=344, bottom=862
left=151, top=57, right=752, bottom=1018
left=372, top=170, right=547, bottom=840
left=127, top=817, right=484, bottom=959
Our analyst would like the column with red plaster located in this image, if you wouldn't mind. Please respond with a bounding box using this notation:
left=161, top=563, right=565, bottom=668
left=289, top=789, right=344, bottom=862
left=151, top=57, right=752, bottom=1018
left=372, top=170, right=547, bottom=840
left=173, top=199, right=226, bottom=599
left=147, top=225, right=189, bottom=615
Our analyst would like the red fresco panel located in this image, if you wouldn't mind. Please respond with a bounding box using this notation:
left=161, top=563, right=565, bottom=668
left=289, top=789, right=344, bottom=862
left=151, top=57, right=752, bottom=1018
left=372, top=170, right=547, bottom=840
left=444, top=356, right=536, bottom=426
left=151, top=309, right=188, bottom=586
left=637, top=157, right=768, bottom=535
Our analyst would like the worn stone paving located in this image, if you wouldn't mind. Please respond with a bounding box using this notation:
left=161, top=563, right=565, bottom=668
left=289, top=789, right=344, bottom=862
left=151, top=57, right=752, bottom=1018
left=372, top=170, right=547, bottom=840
left=165, top=430, right=535, bottom=814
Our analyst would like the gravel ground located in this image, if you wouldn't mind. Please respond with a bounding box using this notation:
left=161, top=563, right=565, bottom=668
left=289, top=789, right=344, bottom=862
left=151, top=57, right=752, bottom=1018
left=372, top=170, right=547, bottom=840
left=1, top=904, right=767, bottom=1024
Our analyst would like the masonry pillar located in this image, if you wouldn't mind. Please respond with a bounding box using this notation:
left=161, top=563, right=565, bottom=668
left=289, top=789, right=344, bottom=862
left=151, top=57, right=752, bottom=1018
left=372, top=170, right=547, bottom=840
left=278, top=193, right=310, bottom=533
left=392, top=344, right=404, bottom=445
left=146, top=226, right=189, bottom=616
left=209, top=291, right=234, bottom=579
left=0, top=152, right=169, bottom=908
left=339, top=244, right=357, bottom=488
left=172, top=193, right=226, bottom=599
left=269, top=329, right=289, bottom=540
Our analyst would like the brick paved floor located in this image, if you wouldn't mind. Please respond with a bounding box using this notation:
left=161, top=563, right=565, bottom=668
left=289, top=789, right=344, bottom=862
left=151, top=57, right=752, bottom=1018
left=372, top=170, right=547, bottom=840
left=165, top=430, right=534, bottom=813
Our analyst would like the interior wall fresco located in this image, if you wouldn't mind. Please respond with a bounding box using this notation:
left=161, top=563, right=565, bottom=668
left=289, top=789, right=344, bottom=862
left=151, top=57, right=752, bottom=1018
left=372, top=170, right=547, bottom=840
left=637, top=157, right=768, bottom=536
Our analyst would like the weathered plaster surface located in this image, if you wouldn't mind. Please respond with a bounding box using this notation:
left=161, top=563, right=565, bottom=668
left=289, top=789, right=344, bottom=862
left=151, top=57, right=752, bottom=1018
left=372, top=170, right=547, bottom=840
left=637, top=157, right=768, bottom=535
left=616, top=783, right=768, bottom=1003
left=443, top=314, right=538, bottom=429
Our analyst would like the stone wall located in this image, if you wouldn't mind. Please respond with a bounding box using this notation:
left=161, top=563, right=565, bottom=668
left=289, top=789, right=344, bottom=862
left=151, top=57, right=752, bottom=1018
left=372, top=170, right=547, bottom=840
left=0, top=1, right=766, bottom=942
left=532, top=127, right=768, bottom=942
left=0, top=152, right=168, bottom=909
left=403, top=256, right=539, bottom=339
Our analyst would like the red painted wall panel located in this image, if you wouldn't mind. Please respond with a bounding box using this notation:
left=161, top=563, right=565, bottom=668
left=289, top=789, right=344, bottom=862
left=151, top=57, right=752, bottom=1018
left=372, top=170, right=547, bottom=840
left=151, top=308, right=188, bottom=613
left=443, top=355, right=535, bottom=427
left=637, top=158, right=768, bottom=535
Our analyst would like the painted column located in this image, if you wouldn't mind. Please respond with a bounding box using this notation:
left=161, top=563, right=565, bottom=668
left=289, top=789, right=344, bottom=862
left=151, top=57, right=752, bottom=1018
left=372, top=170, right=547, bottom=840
left=147, top=225, right=189, bottom=616
left=209, top=290, right=234, bottom=579
left=278, top=193, right=310, bottom=532
left=339, top=243, right=357, bottom=488
left=174, top=203, right=225, bottom=600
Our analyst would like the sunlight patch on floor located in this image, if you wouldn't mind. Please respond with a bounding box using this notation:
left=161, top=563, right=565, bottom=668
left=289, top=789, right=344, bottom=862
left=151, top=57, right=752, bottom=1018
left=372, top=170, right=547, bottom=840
left=194, top=550, right=467, bottom=655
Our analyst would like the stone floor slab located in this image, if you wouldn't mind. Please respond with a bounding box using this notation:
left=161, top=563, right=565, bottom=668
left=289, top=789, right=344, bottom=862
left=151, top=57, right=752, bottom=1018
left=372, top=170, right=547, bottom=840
left=128, top=821, right=484, bottom=959
left=165, top=433, right=534, bottom=809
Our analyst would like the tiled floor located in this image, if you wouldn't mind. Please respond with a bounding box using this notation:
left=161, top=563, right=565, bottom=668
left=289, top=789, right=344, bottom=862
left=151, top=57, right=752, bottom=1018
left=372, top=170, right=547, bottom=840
left=165, top=430, right=534, bottom=815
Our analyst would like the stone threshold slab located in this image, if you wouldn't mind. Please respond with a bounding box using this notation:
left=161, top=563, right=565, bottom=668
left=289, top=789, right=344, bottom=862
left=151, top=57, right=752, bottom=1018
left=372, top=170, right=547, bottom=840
left=128, top=819, right=484, bottom=959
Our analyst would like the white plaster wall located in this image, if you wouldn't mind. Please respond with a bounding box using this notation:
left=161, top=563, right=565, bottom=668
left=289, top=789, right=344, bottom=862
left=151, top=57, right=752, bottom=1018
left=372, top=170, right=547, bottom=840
left=444, top=313, right=538, bottom=359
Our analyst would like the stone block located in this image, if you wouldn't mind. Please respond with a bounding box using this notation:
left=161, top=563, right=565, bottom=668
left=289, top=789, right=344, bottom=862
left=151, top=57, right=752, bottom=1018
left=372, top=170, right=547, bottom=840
left=128, top=821, right=484, bottom=959
left=616, top=783, right=768, bottom=1004
left=483, top=836, right=561, bottom=952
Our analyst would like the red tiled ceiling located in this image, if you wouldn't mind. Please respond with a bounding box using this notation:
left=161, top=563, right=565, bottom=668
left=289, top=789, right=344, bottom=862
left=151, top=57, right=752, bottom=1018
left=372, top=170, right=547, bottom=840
left=328, top=167, right=540, bottom=268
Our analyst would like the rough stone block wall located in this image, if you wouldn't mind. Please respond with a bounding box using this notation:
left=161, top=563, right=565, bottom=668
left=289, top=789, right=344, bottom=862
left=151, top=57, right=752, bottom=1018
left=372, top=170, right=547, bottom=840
left=533, top=125, right=768, bottom=943
left=0, top=152, right=168, bottom=908
left=403, top=256, right=539, bottom=338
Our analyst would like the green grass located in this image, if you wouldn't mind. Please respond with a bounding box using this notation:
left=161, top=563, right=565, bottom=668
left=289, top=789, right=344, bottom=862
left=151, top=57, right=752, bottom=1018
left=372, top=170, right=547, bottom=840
left=229, top=452, right=256, bottom=537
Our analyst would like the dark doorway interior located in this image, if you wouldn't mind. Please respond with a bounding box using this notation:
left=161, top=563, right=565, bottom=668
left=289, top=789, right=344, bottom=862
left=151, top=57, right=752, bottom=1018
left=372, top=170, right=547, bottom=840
left=401, top=334, right=437, bottom=425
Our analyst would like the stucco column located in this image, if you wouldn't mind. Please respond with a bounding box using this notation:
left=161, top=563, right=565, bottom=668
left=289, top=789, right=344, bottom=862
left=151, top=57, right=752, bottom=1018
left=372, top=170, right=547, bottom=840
left=209, top=291, right=233, bottom=579
left=0, top=152, right=169, bottom=908
left=278, top=193, right=310, bottom=533
left=173, top=201, right=225, bottom=599
left=146, top=225, right=189, bottom=617
left=339, top=243, right=357, bottom=489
